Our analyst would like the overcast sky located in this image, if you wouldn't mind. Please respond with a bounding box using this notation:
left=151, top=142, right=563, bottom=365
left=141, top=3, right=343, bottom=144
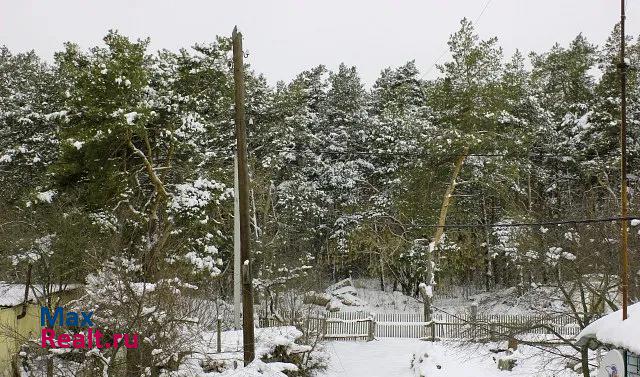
left=1, top=0, right=639, bottom=85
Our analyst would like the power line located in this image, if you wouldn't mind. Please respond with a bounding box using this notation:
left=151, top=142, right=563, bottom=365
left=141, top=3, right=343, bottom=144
left=367, top=216, right=640, bottom=230
left=474, top=0, right=493, bottom=24
left=288, top=214, right=638, bottom=231
left=272, top=149, right=534, bottom=158
left=212, top=145, right=636, bottom=160
left=286, top=213, right=629, bottom=233
left=420, top=0, right=494, bottom=79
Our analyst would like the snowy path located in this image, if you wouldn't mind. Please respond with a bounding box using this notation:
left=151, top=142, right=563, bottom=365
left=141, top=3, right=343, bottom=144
left=321, top=339, right=580, bottom=377
left=323, top=339, right=421, bottom=377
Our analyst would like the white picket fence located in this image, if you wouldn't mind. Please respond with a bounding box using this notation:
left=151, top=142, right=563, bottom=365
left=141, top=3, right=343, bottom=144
left=260, top=310, right=584, bottom=341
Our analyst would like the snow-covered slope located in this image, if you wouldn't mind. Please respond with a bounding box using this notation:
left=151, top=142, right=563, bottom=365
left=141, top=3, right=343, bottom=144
left=345, top=280, right=572, bottom=315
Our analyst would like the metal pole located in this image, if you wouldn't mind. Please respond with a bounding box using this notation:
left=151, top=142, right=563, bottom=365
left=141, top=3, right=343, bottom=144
left=619, top=0, right=630, bottom=321
left=232, top=26, right=255, bottom=363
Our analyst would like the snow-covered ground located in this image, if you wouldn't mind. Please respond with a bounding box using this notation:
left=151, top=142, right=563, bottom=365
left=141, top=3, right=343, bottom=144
left=324, top=339, right=421, bottom=376
left=322, top=339, right=581, bottom=377
left=17, top=326, right=319, bottom=377
left=305, top=278, right=579, bottom=318
left=350, top=279, right=572, bottom=315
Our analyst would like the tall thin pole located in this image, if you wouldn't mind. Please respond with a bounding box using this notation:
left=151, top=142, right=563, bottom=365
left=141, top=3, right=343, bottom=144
left=232, top=26, right=255, bottom=363
left=619, top=0, right=630, bottom=321
left=233, top=156, right=242, bottom=329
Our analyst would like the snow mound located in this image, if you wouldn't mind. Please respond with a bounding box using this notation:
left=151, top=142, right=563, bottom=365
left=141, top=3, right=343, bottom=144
left=576, top=302, right=640, bottom=354
left=166, top=326, right=319, bottom=376
left=323, top=278, right=367, bottom=310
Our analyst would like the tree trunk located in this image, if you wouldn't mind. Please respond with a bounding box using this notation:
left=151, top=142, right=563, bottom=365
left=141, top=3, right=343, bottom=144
left=46, top=358, right=53, bottom=377
left=580, top=345, right=590, bottom=377
left=482, top=194, right=493, bottom=292
left=433, top=149, right=469, bottom=250
left=419, top=241, right=434, bottom=323
left=126, top=347, right=141, bottom=377
left=379, top=252, right=385, bottom=291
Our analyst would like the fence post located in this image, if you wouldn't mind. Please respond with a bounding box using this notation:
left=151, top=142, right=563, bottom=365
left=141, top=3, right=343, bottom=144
left=430, top=321, right=436, bottom=342
left=322, top=318, right=328, bottom=340
left=470, top=304, right=478, bottom=341
left=367, top=314, right=376, bottom=341
left=216, top=316, right=222, bottom=353
left=508, top=329, right=518, bottom=350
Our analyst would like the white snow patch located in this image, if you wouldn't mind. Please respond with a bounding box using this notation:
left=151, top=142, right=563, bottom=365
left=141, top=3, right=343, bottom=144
left=124, top=112, right=138, bottom=125
left=36, top=190, right=57, bottom=203
left=0, top=282, right=81, bottom=307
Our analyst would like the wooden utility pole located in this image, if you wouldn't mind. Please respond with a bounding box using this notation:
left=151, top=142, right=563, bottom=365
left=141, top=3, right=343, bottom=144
left=619, top=0, right=630, bottom=321
left=233, top=157, right=242, bottom=329
left=232, top=26, right=255, bottom=363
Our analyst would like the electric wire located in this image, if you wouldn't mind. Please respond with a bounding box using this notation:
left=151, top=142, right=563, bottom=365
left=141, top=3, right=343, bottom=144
left=406, top=216, right=639, bottom=229
left=421, top=0, right=494, bottom=79
left=214, top=146, right=609, bottom=160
